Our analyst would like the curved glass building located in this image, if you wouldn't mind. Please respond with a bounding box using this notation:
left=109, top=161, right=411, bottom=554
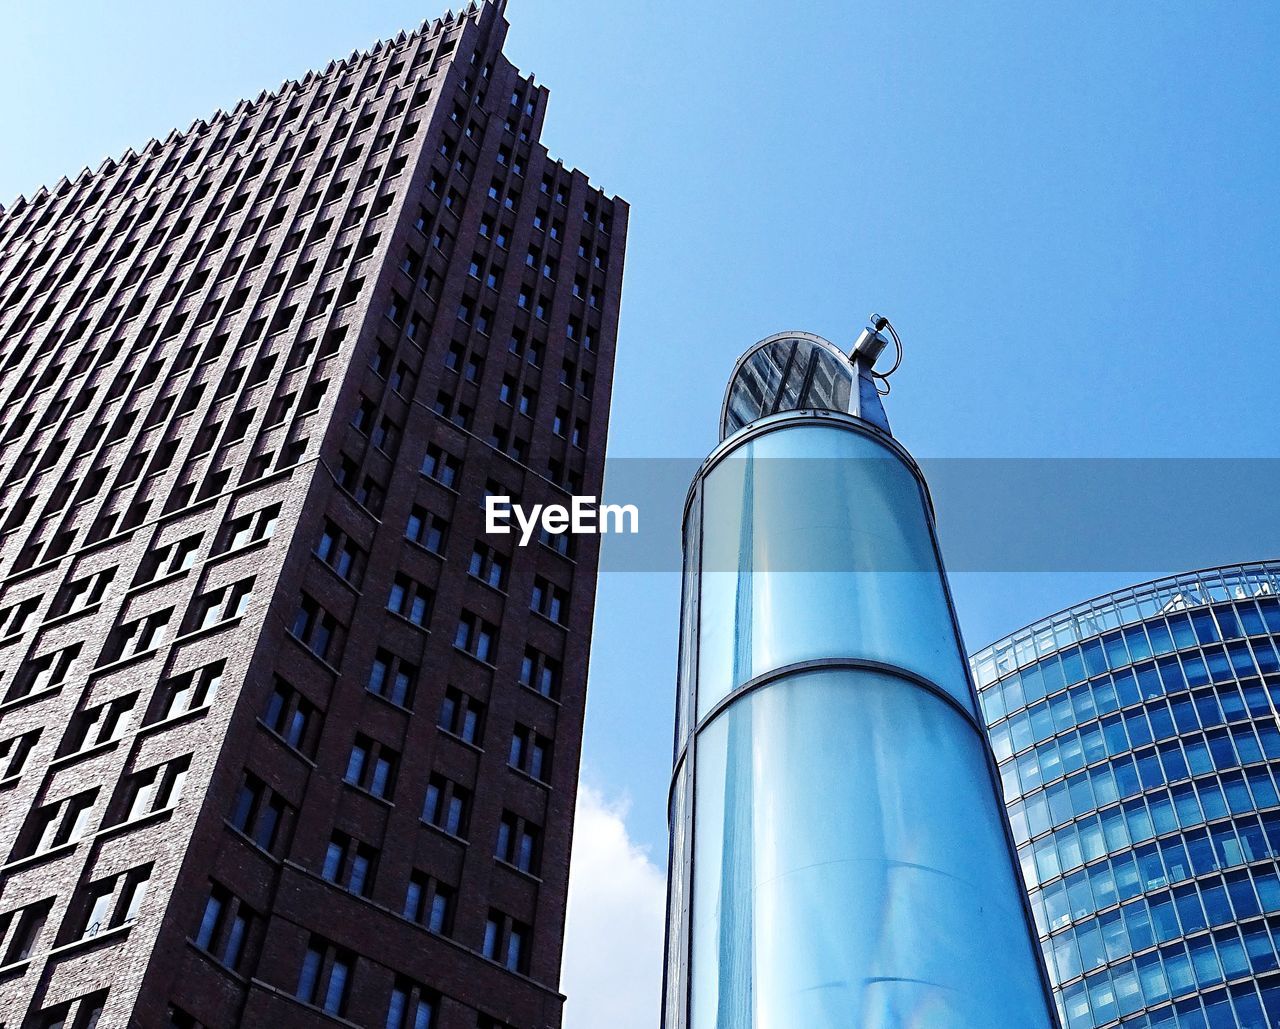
left=972, top=562, right=1280, bottom=1029
left=662, top=331, right=1057, bottom=1028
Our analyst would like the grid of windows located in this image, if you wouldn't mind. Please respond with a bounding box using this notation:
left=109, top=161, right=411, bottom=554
left=0, top=1, right=624, bottom=1024
left=977, top=563, right=1280, bottom=1029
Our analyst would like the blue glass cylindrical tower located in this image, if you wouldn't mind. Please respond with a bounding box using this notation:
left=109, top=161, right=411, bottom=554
left=972, top=562, right=1280, bottom=1028
left=662, top=332, right=1057, bottom=1028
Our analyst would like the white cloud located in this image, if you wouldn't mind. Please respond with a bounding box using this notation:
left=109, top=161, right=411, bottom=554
left=561, top=783, right=667, bottom=1029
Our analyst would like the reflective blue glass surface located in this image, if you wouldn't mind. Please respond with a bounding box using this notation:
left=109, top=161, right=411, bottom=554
left=695, top=423, right=972, bottom=721
left=666, top=762, right=691, bottom=1029
left=720, top=335, right=854, bottom=440
left=976, top=563, right=1280, bottom=1028
left=668, top=410, right=1055, bottom=1029
left=690, top=668, right=1055, bottom=1028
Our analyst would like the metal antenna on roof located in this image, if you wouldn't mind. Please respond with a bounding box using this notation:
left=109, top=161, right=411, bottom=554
left=849, top=315, right=901, bottom=434
left=865, top=314, right=904, bottom=396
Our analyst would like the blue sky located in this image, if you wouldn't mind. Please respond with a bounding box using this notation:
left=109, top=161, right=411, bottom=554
left=6, top=1, right=1280, bottom=1024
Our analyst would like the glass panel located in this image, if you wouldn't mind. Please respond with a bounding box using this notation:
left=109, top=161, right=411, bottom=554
left=697, top=425, right=971, bottom=721
left=675, top=489, right=700, bottom=755
left=664, top=763, right=689, bottom=1029
left=689, top=668, right=1052, bottom=1028
left=721, top=337, right=854, bottom=439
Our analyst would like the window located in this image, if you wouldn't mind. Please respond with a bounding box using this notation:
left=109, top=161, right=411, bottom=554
left=421, top=445, right=460, bottom=488
left=1, top=898, right=52, bottom=965
left=166, top=1004, right=201, bottom=1029
left=150, top=660, right=223, bottom=723
left=531, top=576, right=568, bottom=624
left=496, top=812, right=541, bottom=875
left=371, top=342, right=395, bottom=377
left=7, top=643, right=81, bottom=701
left=18, top=789, right=98, bottom=859
left=372, top=415, right=400, bottom=455
left=468, top=544, right=508, bottom=590
left=54, top=567, right=115, bottom=618
left=322, top=831, right=378, bottom=897
left=297, top=936, right=353, bottom=1017
left=62, top=692, right=138, bottom=755
left=402, top=869, right=454, bottom=936
left=316, top=520, right=366, bottom=585
left=195, top=883, right=253, bottom=971
left=387, top=574, right=432, bottom=627
left=228, top=771, right=290, bottom=853
left=482, top=910, right=530, bottom=973
left=188, top=577, right=254, bottom=631
left=345, top=734, right=399, bottom=799
left=0, top=728, right=40, bottom=780
left=439, top=687, right=485, bottom=746
left=454, top=612, right=497, bottom=662
left=405, top=505, right=447, bottom=554
left=390, top=361, right=416, bottom=397
left=74, top=864, right=151, bottom=940
left=353, top=471, right=386, bottom=516
left=134, top=532, right=202, bottom=585
left=538, top=523, right=575, bottom=558
left=99, top=607, right=172, bottom=664
left=351, top=395, right=377, bottom=434
left=291, top=594, right=340, bottom=662
left=519, top=646, right=561, bottom=699
left=263, top=676, right=320, bottom=755
left=423, top=773, right=470, bottom=837
left=30, top=989, right=109, bottom=1029
left=220, top=502, right=280, bottom=553
left=119, top=755, right=190, bottom=822
left=0, top=595, right=40, bottom=638
left=386, top=977, right=438, bottom=1029
left=510, top=724, right=552, bottom=783
left=367, top=649, right=417, bottom=708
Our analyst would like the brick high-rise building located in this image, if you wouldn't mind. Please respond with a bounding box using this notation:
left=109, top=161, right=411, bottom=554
left=0, top=2, right=626, bottom=1026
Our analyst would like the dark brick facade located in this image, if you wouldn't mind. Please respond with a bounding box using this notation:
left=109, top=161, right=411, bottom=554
left=0, top=2, right=626, bottom=1026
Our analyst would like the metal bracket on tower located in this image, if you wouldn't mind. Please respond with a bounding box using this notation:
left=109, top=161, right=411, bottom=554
left=849, top=314, right=902, bottom=435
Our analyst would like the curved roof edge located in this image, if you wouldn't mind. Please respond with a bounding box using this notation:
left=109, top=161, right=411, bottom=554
left=719, top=331, right=854, bottom=442
left=969, top=559, right=1280, bottom=687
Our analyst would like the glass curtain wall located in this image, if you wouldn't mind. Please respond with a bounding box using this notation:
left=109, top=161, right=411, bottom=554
left=974, top=562, right=1280, bottom=1028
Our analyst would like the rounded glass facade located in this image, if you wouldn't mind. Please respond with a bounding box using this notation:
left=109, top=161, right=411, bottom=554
left=719, top=333, right=855, bottom=440
left=973, top=562, right=1280, bottom=1029
left=664, top=402, right=1056, bottom=1029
